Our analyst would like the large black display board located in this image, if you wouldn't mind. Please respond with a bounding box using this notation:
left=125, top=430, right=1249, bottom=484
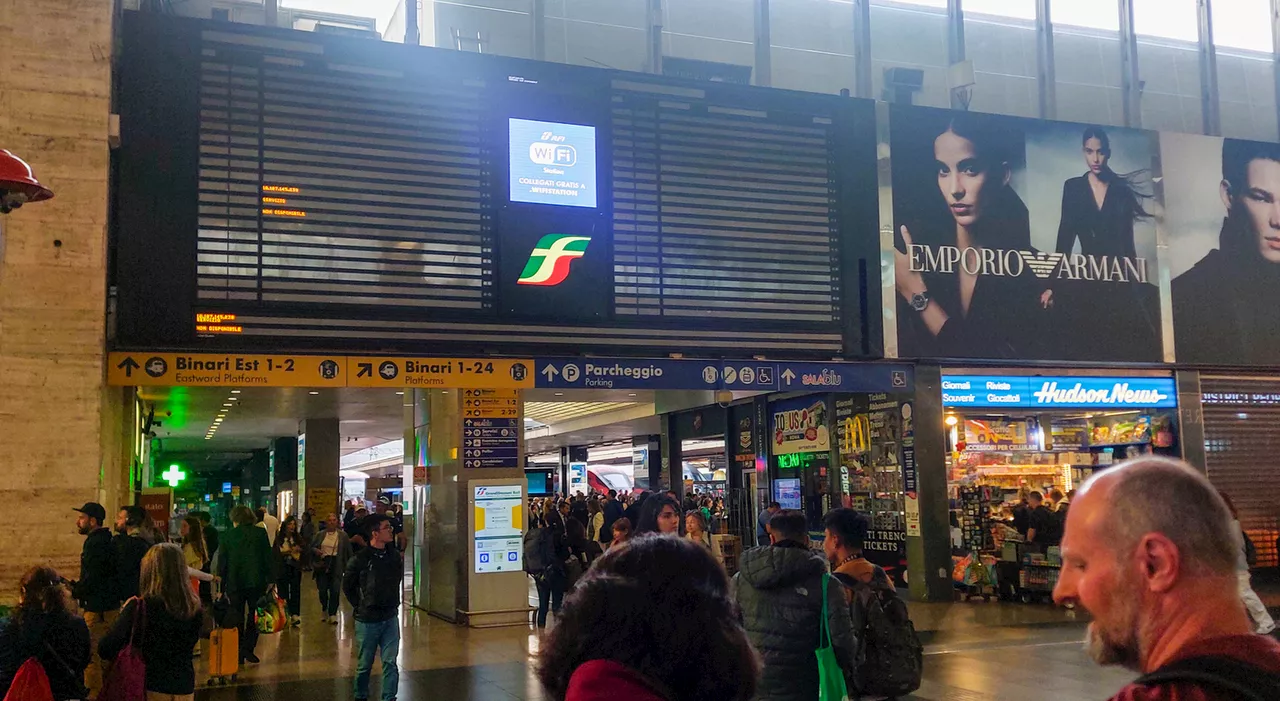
left=113, top=12, right=879, bottom=358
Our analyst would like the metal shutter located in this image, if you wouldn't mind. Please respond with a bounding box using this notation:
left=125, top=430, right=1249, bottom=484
left=1201, top=376, right=1280, bottom=568
left=198, top=38, right=491, bottom=311
left=611, top=86, right=840, bottom=323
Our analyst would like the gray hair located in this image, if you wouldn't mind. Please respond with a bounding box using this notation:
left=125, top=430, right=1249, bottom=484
left=1084, top=456, right=1236, bottom=576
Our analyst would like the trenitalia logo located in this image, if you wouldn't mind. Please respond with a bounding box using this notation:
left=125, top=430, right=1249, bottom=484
left=517, top=234, right=591, bottom=286
left=908, top=245, right=1149, bottom=283
left=1033, top=381, right=1168, bottom=406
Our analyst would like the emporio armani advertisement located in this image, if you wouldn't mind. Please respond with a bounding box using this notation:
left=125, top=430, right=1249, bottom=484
left=890, top=105, right=1162, bottom=363
left=1162, top=132, right=1280, bottom=366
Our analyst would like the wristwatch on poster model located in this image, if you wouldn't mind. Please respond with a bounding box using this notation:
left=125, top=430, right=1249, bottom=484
left=910, top=291, right=931, bottom=312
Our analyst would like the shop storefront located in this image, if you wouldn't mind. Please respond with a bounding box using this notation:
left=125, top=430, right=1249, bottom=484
left=939, top=372, right=1180, bottom=601
left=769, top=388, right=915, bottom=587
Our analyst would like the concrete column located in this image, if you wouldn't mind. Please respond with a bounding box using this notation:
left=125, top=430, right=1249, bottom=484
left=532, top=0, right=546, bottom=62
left=1197, top=0, right=1221, bottom=135
left=297, top=418, right=339, bottom=519
left=0, top=0, right=113, bottom=602
left=647, top=0, right=664, bottom=74
left=660, top=413, right=682, bottom=494
left=1273, top=0, right=1280, bottom=141
left=907, top=365, right=954, bottom=602
left=852, top=0, right=873, bottom=99
left=632, top=435, right=661, bottom=492
left=1036, top=0, right=1057, bottom=119
left=1119, top=0, right=1142, bottom=127
left=753, top=0, right=772, bottom=87
left=416, top=389, right=527, bottom=626
left=1176, top=370, right=1208, bottom=473
left=562, top=446, right=589, bottom=497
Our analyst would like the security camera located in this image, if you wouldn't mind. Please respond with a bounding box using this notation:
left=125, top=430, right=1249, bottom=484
left=0, top=149, right=53, bottom=214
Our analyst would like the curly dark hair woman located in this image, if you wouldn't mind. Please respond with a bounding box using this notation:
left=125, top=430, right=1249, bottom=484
left=536, top=535, right=759, bottom=701
left=0, top=567, right=90, bottom=701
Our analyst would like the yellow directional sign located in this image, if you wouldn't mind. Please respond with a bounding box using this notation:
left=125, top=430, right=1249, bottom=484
left=347, top=357, right=534, bottom=389
left=108, top=352, right=345, bottom=387
left=109, top=352, right=536, bottom=389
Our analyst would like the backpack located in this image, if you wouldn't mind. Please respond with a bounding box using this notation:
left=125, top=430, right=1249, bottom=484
left=3, top=658, right=54, bottom=701
left=97, top=598, right=147, bottom=701
left=834, top=567, right=923, bottom=698
left=523, top=527, right=555, bottom=575
left=1134, top=655, right=1280, bottom=701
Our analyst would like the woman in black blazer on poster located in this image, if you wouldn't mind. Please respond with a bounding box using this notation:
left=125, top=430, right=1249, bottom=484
left=1041, top=126, right=1161, bottom=360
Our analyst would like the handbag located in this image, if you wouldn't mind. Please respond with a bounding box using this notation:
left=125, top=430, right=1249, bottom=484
left=2, top=658, right=54, bottom=701
left=815, top=573, right=851, bottom=701
left=255, top=587, right=286, bottom=634
left=97, top=598, right=147, bottom=701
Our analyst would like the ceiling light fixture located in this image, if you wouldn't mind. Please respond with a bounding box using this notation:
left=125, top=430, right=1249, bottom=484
left=309, top=391, right=320, bottom=395
left=231, top=390, right=241, bottom=394
left=222, top=403, right=232, bottom=407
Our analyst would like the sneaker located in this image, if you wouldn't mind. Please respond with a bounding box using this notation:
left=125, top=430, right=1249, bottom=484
left=320, top=615, right=329, bottom=623
left=245, top=653, right=261, bottom=664
left=291, top=615, right=301, bottom=627
left=328, top=616, right=339, bottom=625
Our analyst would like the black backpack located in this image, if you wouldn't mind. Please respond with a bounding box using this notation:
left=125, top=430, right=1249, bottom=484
left=523, top=527, right=555, bottom=575
left=1134, top=655, right=1280, bottom=701
left=835, top=567, right=923, bottom=698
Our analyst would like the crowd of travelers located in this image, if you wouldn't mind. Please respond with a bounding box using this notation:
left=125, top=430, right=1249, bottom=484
left=5, top=457, right=1280, bottom=700
left=0, top=498, right=404, bottom=701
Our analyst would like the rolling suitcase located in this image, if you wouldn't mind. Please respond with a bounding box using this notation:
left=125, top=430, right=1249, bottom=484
left=205, top=580, right=239, bottom=685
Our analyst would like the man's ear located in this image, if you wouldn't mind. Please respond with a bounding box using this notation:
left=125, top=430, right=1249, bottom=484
left=1220, top=179, right=1234, bottom=213
left=1134, top=533, right=1181, bottom=594
left=1001, top=162, right=1012, bottom=188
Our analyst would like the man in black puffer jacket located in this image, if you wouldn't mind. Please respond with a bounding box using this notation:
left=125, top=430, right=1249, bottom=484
left=733, top=510, right=858, bottom=701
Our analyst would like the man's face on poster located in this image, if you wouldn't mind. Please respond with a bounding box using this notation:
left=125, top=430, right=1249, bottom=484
left=1225, top=157, right=1280, bottom=264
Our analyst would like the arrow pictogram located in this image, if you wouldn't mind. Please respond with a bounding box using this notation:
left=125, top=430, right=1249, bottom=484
left=357, top=363, right=373, bottom=378
left=117, top=357, right=140, bottom=377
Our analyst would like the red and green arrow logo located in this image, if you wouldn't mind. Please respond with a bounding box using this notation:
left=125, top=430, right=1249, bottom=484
left=517, top=234, right=591, bottom=286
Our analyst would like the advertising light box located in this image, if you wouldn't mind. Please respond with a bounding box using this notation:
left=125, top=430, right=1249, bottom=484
left=941, top=375, right=1178, bottom=409
left=473, top=484, right=524, bottom=574
left=509, top=118, right=598, bottom=208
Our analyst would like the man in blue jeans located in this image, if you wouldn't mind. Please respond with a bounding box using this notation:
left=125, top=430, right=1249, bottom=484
left=343, top=513, right=403, bottom=701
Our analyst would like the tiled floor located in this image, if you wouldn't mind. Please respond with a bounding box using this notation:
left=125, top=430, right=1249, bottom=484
left=192, top=577, right=1151, bottom=700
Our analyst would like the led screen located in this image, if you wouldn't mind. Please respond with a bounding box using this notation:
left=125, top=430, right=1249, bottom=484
left=509, top=118, right=598, bottom=208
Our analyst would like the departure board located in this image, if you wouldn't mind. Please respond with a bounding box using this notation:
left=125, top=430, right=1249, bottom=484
left=115, top=13, right=878, bottom=358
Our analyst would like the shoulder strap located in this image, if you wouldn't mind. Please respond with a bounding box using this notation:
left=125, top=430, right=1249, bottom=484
left=1135, top=655, right=1280, bottom=701
left=819, top=572, right=832, bottom=648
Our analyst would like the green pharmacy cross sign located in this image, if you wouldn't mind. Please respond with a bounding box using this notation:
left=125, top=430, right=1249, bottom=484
left=161, top=464, right=186, bottom=488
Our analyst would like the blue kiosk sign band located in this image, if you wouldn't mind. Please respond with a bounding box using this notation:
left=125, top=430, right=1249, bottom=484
left=941, top=376, right=1177, bottom=409
left=536, top=358, right=912, bottom=393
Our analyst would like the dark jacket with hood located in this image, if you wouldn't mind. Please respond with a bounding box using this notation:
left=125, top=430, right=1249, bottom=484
left=0, top=611, right=91, bottom=701
left=732, top=541, right=857, bottom=701
left=1172, top=217, right=1280, bottom=365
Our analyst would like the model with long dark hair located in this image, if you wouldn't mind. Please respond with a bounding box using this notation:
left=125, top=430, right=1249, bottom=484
left=1041, top=126, right=1152, bottom=308
left=894, top=113, right=1046, bottom=358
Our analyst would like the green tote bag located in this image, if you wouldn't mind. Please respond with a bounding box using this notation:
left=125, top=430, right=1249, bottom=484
left=816, top=573, right=851, bottom=701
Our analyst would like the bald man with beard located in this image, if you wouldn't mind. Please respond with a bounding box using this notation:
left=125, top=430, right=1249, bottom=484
left=1053, top=457, right=1280, bottom=700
